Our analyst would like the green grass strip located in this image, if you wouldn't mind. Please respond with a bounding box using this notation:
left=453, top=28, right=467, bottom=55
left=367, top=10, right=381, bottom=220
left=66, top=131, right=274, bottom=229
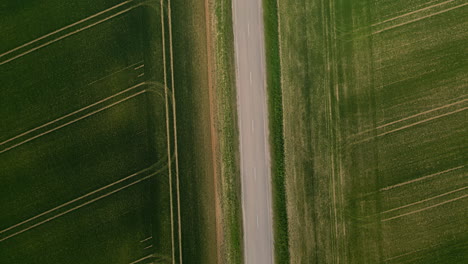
left=262, top=0, right=289, bottom=263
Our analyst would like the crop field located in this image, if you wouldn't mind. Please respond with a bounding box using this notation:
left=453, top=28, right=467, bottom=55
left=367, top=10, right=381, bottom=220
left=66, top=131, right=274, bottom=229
left=0, top=0, right=181, bottom=263
left=170, top=0, right=241, bottom=263
left=268, top=0, right=467, bottom=263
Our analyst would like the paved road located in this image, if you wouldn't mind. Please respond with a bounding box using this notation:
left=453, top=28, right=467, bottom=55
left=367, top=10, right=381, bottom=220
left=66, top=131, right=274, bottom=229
left=232, top=0, right=274, bottom=263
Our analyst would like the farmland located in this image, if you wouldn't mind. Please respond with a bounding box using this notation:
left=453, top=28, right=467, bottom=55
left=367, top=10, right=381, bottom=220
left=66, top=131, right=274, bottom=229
left=1, top=0, right=242, bottom=263
left=0, top=0, right=242, bottom=264
left=266, top=0, right=468, bottom=263
left=1, top=0, right=177, bottom=263
left=170, top=0, right=242, bottom=262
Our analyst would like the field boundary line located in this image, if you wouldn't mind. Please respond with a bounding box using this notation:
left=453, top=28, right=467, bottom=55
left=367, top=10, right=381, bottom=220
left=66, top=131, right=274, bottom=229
left=380, top=166, right=465, bottom=191
left=0, top=171, right=160, bottom=242
left=1, top=82, right=146, bottom=146
left=1, top=89, right=147, bottom=154
left=382, top=186, right=468, bottom=214
left=0, top=4, right=141, bottom=66
left=0, top=164, right=162, bottom=235
left=382, top=194, right=468, bottom=222
left=0, top=1, right=133, bottom=59
left=166, top=0, right=183, bottom=262
left=160, top=0, right=176, bottom=262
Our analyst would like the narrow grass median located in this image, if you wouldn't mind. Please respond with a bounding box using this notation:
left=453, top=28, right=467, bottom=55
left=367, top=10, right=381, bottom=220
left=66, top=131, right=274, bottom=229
left=262, top=0, right=290, bottom=263
left=212, top=0, right=243, bottom=263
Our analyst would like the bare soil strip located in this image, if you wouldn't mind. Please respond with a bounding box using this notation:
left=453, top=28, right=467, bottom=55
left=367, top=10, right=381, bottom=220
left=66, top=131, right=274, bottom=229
left=203, top=0, right=224, bottom=262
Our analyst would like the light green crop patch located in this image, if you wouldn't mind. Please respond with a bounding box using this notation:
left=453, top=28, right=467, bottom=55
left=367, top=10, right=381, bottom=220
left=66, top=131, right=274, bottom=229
left=266, top=0, right=468, bottom=263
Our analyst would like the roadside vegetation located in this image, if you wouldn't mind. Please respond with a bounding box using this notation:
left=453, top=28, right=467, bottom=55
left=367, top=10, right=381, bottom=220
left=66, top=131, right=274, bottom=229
left=211, top=0, right=243, bottom=263
left=262, top=1, right=289, bottom=263
left=170, top=0, right=242, bottom=262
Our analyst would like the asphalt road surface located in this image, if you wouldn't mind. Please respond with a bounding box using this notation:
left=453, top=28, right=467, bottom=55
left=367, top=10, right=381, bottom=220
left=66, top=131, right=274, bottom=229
left=232, top=0, right=274, bottom=263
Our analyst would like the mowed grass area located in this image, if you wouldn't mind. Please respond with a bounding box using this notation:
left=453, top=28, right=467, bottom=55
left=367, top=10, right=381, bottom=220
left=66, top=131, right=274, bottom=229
left=1, top=1, right=175, bottom=263
left=170, top=0, right=242, bottom=262
left=266, top=0, right=468, bottom=263
left=211, top=0, right=243, bottom=263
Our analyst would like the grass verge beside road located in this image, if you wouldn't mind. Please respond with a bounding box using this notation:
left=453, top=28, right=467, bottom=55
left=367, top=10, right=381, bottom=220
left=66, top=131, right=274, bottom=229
left=211, top=0, right=243, bottom=263
left=262, top=1, right=289, bottom=263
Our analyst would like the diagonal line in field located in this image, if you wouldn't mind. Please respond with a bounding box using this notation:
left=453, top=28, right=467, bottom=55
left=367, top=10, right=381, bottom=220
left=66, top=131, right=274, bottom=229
left=0, top=82, right=146, bottom=147
left=371, top=0, right=456, bottom=26
left=87, top=60, right=144, bottom=86
left=0, top=89, right=147, bottom=154
left=383, top=241, right=446, bottom=262
left=0, top=4, right=141, bottom=66
left=140, top=236, right=153, bottom=243
left=379, top=69, right=437, bottom=88
left=134, top=64, right=145, bottom=70
left=335, top=0, right=441, bottom=37
left=372, top=2, right=468, bottom=35
left=0, top=1, right=133, bottom=59
left=0, top=164, right=161, bottom=236
left=144, top=245, right=153, bottom=250
left=377, top=106, right=467, bottom=137
left=0, top=171, right=160, bottom=242
left=128, top=254, right=154, bottom=264
left=376, top=98, right=467, bottom=130
left=350, top=96, right=467, bottom=139
left=380, top=166, right=465, bottom=191
left=382, top=186, right=468, bottom=214
left=381, top=194, right=468, bottom=222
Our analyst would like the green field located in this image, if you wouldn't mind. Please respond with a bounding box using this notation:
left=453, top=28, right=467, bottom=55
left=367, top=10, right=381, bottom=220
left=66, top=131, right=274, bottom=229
left=1, top=1, right=177, bottom=263
left=2, top=0, right=241, bottom=263
left=265, top=0, right=468, bottom=263
left=170, top=0, right=219, bottom=261
left=170, top=0, right=242, bottom=263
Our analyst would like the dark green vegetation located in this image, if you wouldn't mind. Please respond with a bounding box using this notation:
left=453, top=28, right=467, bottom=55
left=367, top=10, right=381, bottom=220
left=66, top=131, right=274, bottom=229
left=170, top=0, right=219, bottom=262
left=212, top=0, right=243, bottom=262
left=265, top=0, right=467, bottom=263
left=1, top=0, right=176, bottom=263
left=171, top=0, right=242, bottom=262
left=1, top=0, right=242, bottom=263
left=262, top=0, right=289, bottom=263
